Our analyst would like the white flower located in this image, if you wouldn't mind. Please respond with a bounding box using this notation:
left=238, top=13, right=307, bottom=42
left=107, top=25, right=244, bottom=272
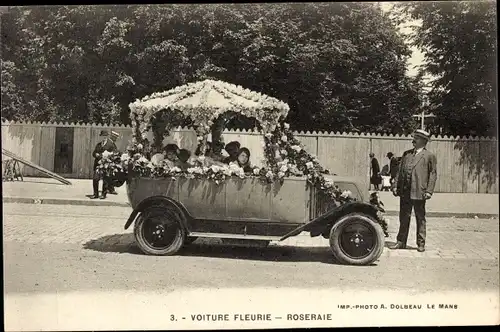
left=291, top=145, right=302, bottom=152
left=324, top=180, right=334, bottom=188
left=280, top=165, right=288, bottom=173
left=223, top=168, right=232, bottom=176
left=278, top=171, right=285, bottom=178
left=280, top=149, right=288, bottom=156
left=284, top=123, right=290, bottom=130
left=281, top=135, right=288, bottom=142
left=265, top=133, right=273, bottom=138
left=198, top=156, right=206, bottom=161
left=266, top=171, right=274, bottom=179
left=341, top=190, right=352, bottom=199
left=137, top=143, right=143, bottom=150
left=187, top=168, right=195, bottom=174
left=146, top=162, right=154, bottom=169
left=138, top=156, right=148, bottom=163
left=141, top=133, right=148, bottom=140
left=210, top=165, right=220, bottom=173
left=306, top=161, right=314, bottom=169
left=253, top=168, right=260, bottom=175
left=120, top=153, right=130, bottom=161
left=102, top=150, right=112, bottom=158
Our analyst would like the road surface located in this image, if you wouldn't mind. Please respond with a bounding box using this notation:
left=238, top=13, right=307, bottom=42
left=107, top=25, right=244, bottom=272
left=3, top=203, right=499, bottom=329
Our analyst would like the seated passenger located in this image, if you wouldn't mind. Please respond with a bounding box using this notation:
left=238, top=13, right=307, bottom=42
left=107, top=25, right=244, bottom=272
left=230, top=147, right=253, bottom=173
left=222, top=141, right=241, bottom=164
left=162, top=144, right=179, bottom=168
left=150, top=148, right=165, bottom=165
left=176, top=149, right=193, bottom=170
left=195, top=142, right=212, bottom=156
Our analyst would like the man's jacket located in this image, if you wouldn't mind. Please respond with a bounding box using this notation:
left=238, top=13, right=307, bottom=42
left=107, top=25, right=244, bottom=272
left=92, top=139, right=117, bottom=169
left=393, top=148, right=437, bottom=200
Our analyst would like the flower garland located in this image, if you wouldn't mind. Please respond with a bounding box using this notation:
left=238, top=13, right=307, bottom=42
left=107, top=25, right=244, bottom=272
left=119, top=80, right=388, bottom=231
left=127, top=80, right=290, bottom=155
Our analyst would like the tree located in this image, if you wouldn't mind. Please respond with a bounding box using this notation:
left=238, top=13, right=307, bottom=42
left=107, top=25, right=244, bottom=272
left=2, top=4, right=421, bottom=133
left=396, top=1, right=497, bottom=137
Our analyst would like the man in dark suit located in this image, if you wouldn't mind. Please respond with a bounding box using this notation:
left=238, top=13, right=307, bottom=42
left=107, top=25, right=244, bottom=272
left=390, top=129, right=437, bottom=252
left=107, top=130, right=120, bottom=195
left=91, top=130, right=117, bottom=199
left=369, top=152, right=381, bottom=191
left=387, top=152, right=399, bottom=185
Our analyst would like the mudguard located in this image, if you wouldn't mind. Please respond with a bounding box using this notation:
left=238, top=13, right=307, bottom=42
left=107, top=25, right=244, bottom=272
left=124, top=195, right=190, bottom=230
left=279, top=201, right=379, bottom=241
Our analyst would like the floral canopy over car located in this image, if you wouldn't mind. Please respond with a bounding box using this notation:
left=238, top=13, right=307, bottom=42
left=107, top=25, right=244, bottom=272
left=98, top=80, right=362, bottom=205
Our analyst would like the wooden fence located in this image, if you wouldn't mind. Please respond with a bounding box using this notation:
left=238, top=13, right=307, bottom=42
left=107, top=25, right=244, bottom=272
left=1, top=120, right=498, bottom=194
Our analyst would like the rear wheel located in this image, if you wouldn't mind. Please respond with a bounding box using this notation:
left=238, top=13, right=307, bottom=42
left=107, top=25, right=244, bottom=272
left=134, top=205, right=186, bottom=255
left=329, top=213, right=385, bottom=266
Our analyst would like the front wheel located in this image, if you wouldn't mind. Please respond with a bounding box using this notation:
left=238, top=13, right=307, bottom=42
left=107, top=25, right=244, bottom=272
left=329, top=213, right=385, bottom=266
left=134, top=205, right=186, bottom=255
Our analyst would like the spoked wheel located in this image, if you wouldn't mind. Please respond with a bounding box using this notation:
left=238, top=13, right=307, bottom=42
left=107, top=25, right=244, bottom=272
left=134, top=206, right=186, bottom=255
left=329, top=213, right=384, bottom=266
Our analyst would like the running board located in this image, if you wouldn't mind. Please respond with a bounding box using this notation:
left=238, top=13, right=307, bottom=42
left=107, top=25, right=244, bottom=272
left=188, top=232, right=282, bottom=241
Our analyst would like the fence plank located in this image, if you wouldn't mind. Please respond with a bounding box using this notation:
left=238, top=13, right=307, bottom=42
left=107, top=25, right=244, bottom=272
left=479, top=140, right=499, bottom=194
left=461, top=140, right=481, bottom=193
left=73, top=127, right=92, bottom=178
left=295, top=135, right=318, bottom=157
left=39, top=126, right=56, bottom=174
left=318, top=136, right=371, bottom=178
left=2, top=125, right=39, bottom=176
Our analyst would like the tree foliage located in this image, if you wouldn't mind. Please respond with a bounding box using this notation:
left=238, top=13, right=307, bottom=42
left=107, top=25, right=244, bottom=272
left=397, top=1, right=497, bottom=137
left=2, top=4, right=420, bottom=133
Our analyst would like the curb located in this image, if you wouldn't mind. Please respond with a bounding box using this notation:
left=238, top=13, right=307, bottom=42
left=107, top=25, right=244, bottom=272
left=3, top=197, right=498, bottom=219
left=2, top=196, right=131, bottom=208
left=383, top=210, right=498, bottom=220
left=2, top=197, right=498, bottom=219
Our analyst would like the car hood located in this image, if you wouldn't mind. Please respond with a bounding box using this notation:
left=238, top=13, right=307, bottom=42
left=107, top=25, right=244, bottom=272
left=322, top=174, right=369, bottom=203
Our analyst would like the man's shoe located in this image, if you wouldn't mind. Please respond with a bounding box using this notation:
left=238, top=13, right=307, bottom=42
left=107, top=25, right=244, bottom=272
left=90, top=193, right=99, bottom=199
left=390, top=241, right=406, bottom=250
left=109, top=190, right=118, bottom=195
left=417, top=246, right=425, bottom=252
left=100, top=193, right=107, bottom=199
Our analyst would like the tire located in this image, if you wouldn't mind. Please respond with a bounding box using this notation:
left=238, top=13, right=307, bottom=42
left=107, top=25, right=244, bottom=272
left=329, top=213, right=385, bottom=266
left=134, top=205, right=186, bottom=256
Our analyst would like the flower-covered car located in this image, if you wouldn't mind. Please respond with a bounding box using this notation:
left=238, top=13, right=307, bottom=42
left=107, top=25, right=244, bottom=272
left=102, top=80, right=388, bottom=266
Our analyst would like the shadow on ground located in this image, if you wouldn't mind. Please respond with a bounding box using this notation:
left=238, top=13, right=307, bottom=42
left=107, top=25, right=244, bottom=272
left=83, top=233, right=379, bottom=266
left=4, top=177, right=66, bottom=185
left=385, top=240, right=417, bottom=250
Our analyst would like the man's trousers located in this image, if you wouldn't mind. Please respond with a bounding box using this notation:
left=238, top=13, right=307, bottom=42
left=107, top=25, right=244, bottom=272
left=92, top=169, right=109, bottom=195
left=396, top=197, right=427, bottom=247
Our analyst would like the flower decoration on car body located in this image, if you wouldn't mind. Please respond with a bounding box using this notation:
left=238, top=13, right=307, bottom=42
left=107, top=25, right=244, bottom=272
left=103, top=80, right=386, bottom=231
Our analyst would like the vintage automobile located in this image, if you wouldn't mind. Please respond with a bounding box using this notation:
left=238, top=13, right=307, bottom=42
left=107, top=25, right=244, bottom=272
left=108, top=80, right=387, bottom=266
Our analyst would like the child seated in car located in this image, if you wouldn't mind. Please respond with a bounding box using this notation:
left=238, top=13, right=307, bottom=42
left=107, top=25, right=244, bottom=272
left=176, top=149, right=193, bottom=171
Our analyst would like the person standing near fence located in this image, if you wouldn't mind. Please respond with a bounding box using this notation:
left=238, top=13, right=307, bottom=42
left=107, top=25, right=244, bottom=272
left=387, top=152, right=399, bottom=185
left=369, top=152, right=381, bottom=191
left=91, top=130, right=117, bottom=199
left=106, top=131, right=120, bottom=195
left=390, top=129, right=437, bottom=253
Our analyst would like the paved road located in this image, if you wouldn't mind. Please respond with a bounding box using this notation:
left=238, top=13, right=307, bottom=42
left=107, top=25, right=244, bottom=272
left=3, top=203, right=499, bottom=294
left=4, top=203, right=499, bottom=330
